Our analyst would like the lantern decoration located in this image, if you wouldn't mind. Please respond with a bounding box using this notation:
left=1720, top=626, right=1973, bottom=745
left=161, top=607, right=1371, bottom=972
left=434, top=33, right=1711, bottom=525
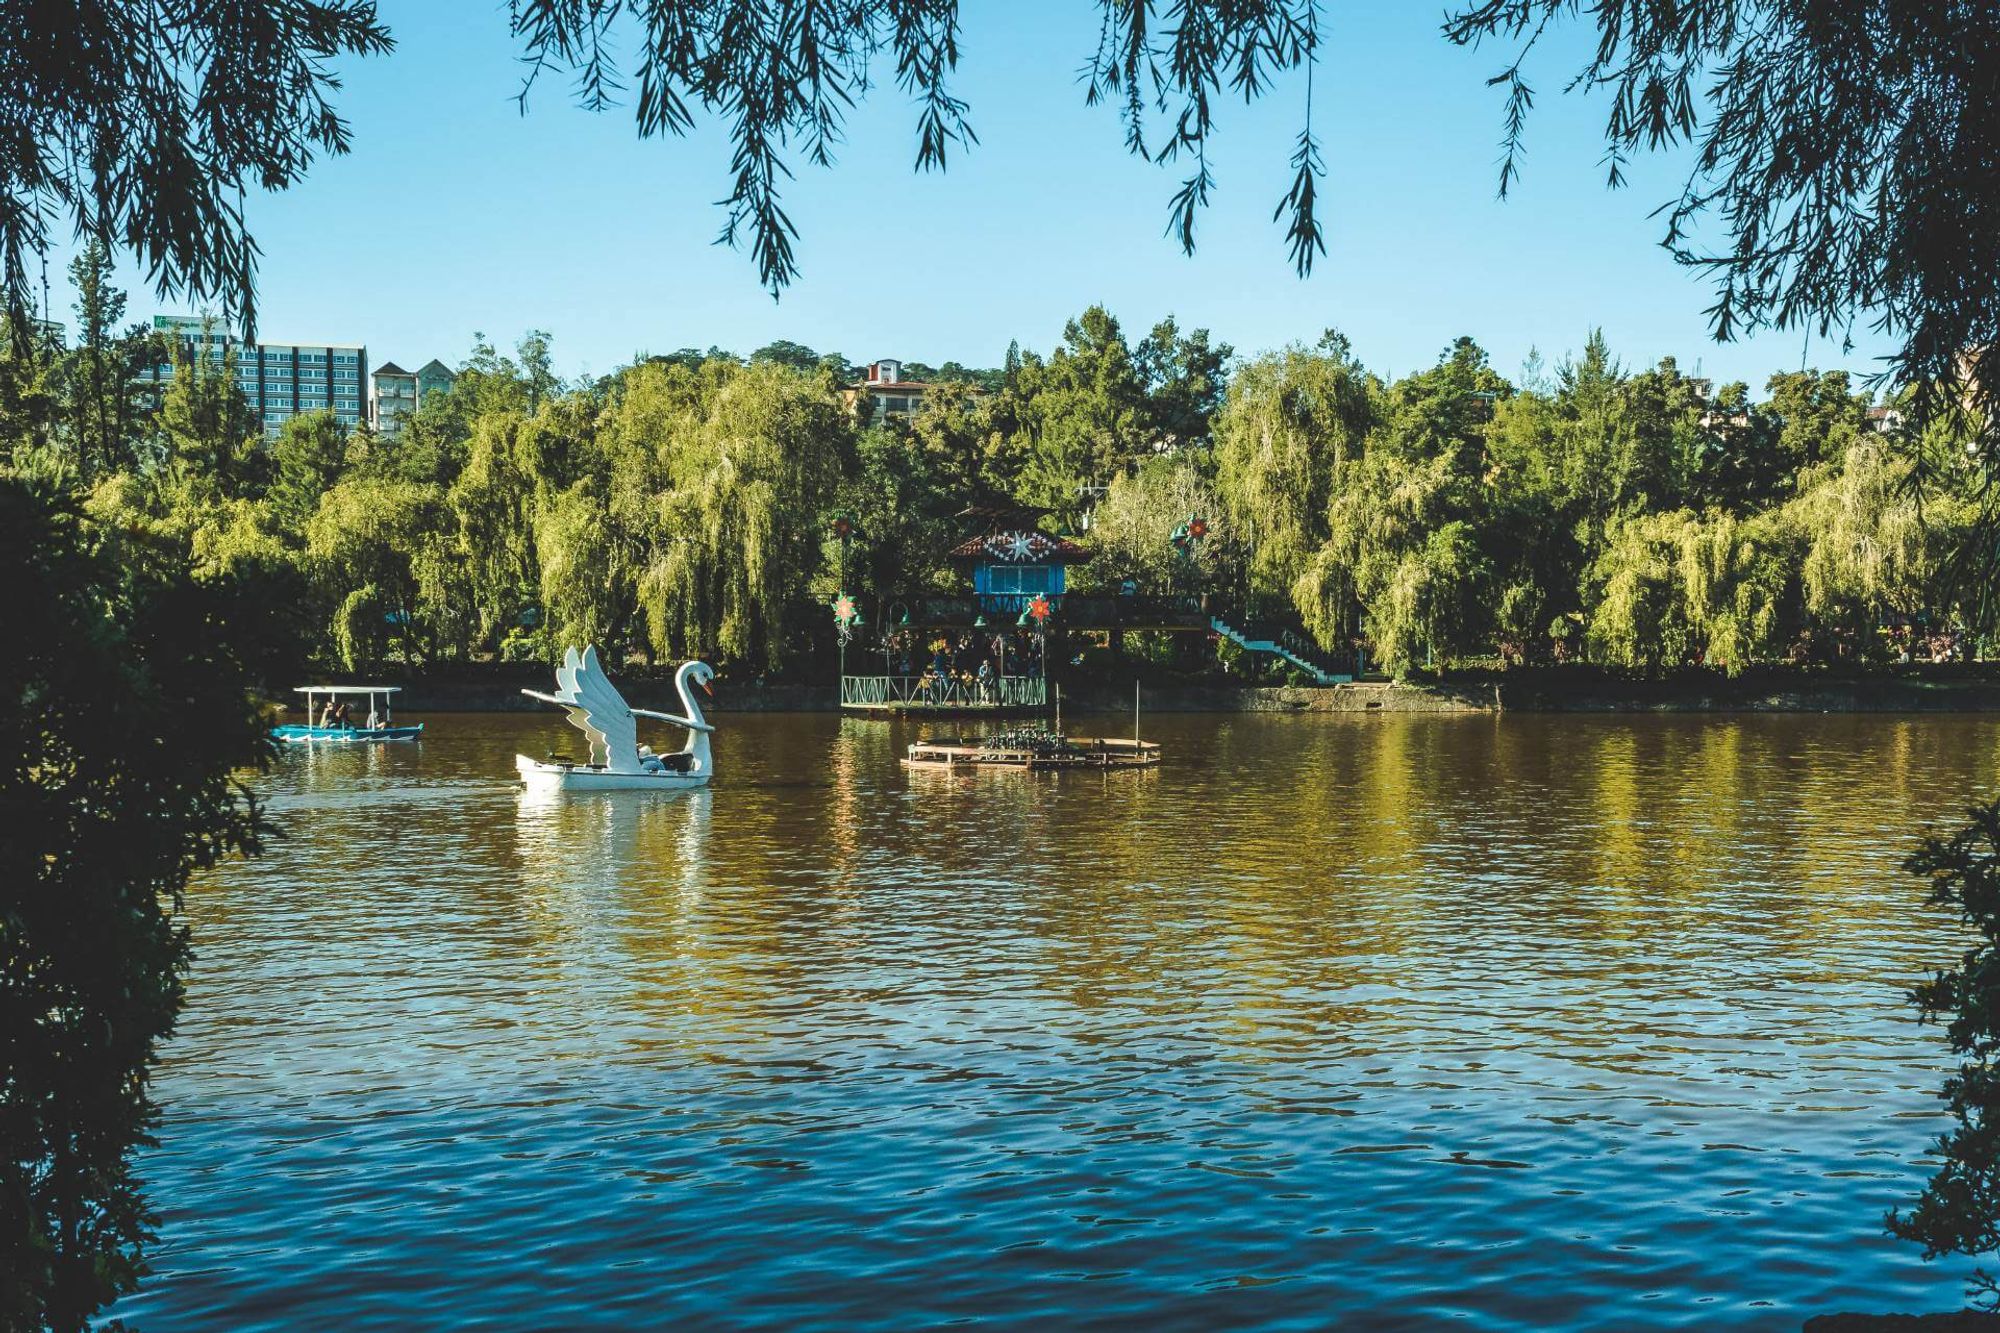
left=1026, top=593, right=1052, bottom=626
left=832, top=591, right=860, bottom=645
left=1170, top=513, right=1211, bottom=558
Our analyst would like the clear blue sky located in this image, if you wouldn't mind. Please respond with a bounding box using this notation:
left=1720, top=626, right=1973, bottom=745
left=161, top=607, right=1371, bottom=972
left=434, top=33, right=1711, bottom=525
left=77, top=1, right=1896, bottom=393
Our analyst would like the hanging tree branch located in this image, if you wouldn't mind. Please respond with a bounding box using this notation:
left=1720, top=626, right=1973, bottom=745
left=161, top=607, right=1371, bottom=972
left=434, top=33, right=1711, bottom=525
left=508, top=0, right=1328, bottom=295
left=0, top=1, right=392, bottom=344
left=1444, top=0, right=2000, bottom=444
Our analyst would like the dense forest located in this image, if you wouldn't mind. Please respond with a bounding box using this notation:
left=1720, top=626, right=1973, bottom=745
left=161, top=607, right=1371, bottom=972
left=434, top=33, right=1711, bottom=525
left=7, top=248, right=1990, bottom=683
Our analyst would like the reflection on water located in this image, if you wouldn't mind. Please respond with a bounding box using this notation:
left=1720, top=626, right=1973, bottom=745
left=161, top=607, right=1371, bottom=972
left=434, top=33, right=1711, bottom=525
left=113, top=711, right=1994, bottom=1330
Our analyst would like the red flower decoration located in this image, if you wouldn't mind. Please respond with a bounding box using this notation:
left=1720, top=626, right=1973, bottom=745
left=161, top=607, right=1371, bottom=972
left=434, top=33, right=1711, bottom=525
left=1188, top=516, right=1209, bottom=541
left=1027, top=594, right=1052, bottom=624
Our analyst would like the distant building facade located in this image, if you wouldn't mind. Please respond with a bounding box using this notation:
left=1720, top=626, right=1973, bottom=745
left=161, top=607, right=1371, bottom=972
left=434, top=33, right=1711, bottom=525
left=371, top=362, right=417, bottom=434
left=370, top=357, right=457, bottom=437
left=145, top=315, right=366, bottom=435
left=844, top=357, right=947, bottom=422
left=416, top=358, right=456, bottom=401
left=1866, top=404, right=1905, bottom=434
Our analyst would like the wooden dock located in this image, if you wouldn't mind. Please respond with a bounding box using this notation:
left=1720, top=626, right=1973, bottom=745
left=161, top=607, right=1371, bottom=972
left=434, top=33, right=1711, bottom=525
left=902, top=733, right=1161, bottom=772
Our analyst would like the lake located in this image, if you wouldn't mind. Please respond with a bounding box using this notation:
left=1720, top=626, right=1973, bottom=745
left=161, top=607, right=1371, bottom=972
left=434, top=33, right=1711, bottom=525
left=113, top=710, right=1996, bottom=1330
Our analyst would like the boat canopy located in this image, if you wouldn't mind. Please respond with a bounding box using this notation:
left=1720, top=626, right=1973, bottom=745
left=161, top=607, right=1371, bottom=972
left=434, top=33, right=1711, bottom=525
left=293, top=685, right=401, bottom=694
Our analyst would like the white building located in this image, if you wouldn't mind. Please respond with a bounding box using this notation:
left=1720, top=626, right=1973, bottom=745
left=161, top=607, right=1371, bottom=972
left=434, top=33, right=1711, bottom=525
left=145, top=315, right=366, bottom=435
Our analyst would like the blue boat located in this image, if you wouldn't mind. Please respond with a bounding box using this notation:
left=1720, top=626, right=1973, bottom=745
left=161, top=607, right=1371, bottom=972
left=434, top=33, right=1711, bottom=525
left=273, top=685, right=424, bottom=743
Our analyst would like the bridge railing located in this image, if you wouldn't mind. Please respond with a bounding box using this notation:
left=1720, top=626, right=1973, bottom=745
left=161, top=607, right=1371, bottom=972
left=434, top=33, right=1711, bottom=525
left=841, top=674, right=1047, bottom=708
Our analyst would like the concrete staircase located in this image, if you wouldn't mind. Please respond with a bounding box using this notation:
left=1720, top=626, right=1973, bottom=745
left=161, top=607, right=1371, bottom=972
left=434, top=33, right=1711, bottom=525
left=1210, top=616, right=1353, bottom=685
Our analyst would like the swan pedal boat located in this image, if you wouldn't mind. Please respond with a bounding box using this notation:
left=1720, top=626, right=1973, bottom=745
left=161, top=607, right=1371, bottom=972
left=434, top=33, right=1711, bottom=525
left=516, top=649, right=717, bottom=793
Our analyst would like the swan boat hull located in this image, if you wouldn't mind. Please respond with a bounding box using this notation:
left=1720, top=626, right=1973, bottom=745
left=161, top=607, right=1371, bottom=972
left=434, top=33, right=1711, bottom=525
left=515, top=754, right=710, bottom=792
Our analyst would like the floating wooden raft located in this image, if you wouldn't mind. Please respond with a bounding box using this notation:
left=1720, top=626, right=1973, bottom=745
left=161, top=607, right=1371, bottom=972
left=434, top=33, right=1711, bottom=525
left=903, top=732, right=1161, bottom=772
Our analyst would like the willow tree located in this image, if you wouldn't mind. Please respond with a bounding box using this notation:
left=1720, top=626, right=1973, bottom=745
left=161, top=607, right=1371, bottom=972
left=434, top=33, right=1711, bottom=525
left=1582, top=507, right=1796, bottom=674
left=1791, top=437, right=1960, bottom=650
left=510, top=2, right=1327, bottom=295
left=1584, top=510, right=1706, bottom=672
left=1447, top=0, right=2000, bottom=438
left=534, top=480, right=637, bottom=658
left=634, top=363, right=849, bottom=670
left=450, top=411, right=544, bottom=648
left=1213, top=334, right=1375, bottom=610
left=1678, top=509, right=1797, bottom=674
left=1300, top=448, right=1490, bottom=674
left=306, top=477, right=472, bottom=668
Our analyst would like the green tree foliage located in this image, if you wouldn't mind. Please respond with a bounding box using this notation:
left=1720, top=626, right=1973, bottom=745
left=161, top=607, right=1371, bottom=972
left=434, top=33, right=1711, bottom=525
left=1, top=2, right=391, bottom=337
left=749, top=339, right=828, bottom=375
left=60, top=241, right=148, bottom=482
left=154, top=335, right=260, bottom=498
left=16, top=3, right=1992, bottom=482
left=535, top=480, right=630, bottom=655
left=1448, top=0, right=2000, bottom=433
left=1131, top=317, right=1234, bottom=451
left=0, top=318, right=61, bottom=463
left=1009, top=307, right=1152, bottom=521
left=0, top=475, right=292, bottom=1332
left=907, top=381, right=1009, bottom=504
left=306, top=477, right=469, bottom=669
left=1077, top=457, right=1229, bottom=596
left=1795, top=437, right=1951, bottom=643
left=1307, top=449, right=1490, bottom=673
left=267, top=410, right=352, bottom=529
left=1213, top=333, right=1376, bottom=607
left=32, top=260, right=1997, bottom=686
left=831, top=425, right=957, bottom=601
left=1890, top=803, right=2000, bottom=1306
left=449, top=409, right=546, bottom=645
left=631, top=362, right=850, bottom=669
left=1583, top=510, right=1701, bottom=672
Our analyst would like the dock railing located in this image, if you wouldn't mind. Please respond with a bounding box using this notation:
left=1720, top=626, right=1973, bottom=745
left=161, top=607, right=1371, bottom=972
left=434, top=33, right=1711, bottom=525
left=841, top=674, right=1047, bottom=709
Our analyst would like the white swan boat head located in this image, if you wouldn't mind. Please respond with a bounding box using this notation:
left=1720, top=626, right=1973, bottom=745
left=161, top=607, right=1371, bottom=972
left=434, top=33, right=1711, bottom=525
left=516, top=647, right=717, bottom=791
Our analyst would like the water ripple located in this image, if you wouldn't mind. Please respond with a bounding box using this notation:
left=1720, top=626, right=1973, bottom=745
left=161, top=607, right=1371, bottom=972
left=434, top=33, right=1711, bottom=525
left=109, top=712, right=1998, bottom=1330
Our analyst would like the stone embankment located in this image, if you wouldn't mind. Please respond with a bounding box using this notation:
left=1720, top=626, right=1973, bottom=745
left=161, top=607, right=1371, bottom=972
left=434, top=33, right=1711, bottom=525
left=310, top=664, right=2000, bottom=714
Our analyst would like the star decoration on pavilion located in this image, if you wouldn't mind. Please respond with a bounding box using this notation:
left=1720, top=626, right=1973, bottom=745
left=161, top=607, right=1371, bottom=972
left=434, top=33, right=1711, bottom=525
left=985, top=530, right=1055, bottom=562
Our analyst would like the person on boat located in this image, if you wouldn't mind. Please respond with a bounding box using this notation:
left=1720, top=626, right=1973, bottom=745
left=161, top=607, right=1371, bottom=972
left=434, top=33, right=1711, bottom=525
left=366, top=702, right=382, bottom=729
left=318, top=699, right=337, bottom=728
left=333, top=701, right=353, bottom=728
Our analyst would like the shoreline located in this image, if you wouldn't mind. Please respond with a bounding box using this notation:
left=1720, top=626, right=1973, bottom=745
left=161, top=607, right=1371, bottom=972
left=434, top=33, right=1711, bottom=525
left=341, top=668, right=2000, bottom=715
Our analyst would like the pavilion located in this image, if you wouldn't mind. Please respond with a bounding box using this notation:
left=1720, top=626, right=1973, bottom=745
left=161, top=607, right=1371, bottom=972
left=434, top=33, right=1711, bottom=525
left=837, top=505, right=1222, bottom=714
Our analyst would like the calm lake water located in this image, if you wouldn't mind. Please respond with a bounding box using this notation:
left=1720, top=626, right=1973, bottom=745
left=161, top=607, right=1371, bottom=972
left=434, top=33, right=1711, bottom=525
left=113, top=710, right=1999, bottom=1330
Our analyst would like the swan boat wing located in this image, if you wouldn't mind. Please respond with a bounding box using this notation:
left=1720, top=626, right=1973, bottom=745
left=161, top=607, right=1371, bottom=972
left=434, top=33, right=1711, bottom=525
left=523, top=645, right=645, bottom=773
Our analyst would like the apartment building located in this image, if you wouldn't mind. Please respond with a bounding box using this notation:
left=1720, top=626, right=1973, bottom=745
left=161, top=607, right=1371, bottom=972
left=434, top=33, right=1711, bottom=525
left=370, top=357, right=457, bottom=437
left=146, top=315, right=367, bottom=435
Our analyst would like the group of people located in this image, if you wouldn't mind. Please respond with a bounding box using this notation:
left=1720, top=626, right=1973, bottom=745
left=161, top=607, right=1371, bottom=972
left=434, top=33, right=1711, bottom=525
left=315, top=698, right=389, bottom=730
left=886, top=629, right=1044, bottom=704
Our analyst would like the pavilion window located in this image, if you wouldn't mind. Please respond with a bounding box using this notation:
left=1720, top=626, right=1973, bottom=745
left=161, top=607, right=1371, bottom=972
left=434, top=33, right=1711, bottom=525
left=989, top=565, right=1052, bottom=595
